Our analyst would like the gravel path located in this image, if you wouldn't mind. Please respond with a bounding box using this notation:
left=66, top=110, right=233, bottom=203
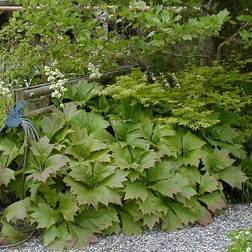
left=1, top=204, right=252, bottom=252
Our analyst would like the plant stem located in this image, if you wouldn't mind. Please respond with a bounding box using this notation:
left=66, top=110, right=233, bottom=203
left=21, top=136, right=28, bottom=200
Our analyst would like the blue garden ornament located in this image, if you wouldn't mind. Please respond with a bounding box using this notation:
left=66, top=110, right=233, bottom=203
left=0, top=100, right=39, bottom=248
left=5, top=100, right=26, bottom=128
left=1, top=100, right=39, bottom=141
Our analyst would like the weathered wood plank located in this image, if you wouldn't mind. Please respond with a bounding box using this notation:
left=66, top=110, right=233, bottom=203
left=0, top=6, right=23, bottom=11
left=15, top=66, right=132, bottom=100
left=28, top=105, right=54, bottom=117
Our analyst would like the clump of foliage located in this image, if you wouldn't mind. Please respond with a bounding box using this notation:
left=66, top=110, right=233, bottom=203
left=228, top=228, right=252, bottom=252
left=104, top=67, right=252, bottom=131
left=0, top=81, right=248, bottom=249
left=0, top=0, right=251, bottom=250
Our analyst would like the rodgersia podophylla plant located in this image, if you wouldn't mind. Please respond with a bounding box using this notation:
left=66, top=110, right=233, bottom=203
left=44, top=66, right=67, bottom=108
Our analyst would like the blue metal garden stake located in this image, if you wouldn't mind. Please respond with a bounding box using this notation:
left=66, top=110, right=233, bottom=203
left=0, top=101, right=39, bottom=249
left=0, top=101, right=39, bottom=199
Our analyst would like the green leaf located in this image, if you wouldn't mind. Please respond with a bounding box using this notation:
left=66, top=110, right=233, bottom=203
left=0, top=167, right=15, bottom=186
left=27, top=154, right=68, bottom=182
left=120, top=211, right=142, bottom=235
left=58, top=193, right=79, bottom=222
left=0, top=141, right=21, bottom=167
left=46, top=224, right=69, bottom=250
left=4, top=200, right=27, bottom=222
left=67, top=128, right=108, bottom=160
left=199, top=173, right=220, bottom=194
left=111, top=121, right=150, bottom=149
left=41, top=113, right=65, bottom=139
left=71, top=111, right=109, bottom=134
left=63, top=103, right=79, bottom=122
left=123, top=201, right=142, bottom=222
left=138, top=193, right=167, bottom=215
left=111, top=144, right=133, bottom=169
left=112, top=145, right=159, bottom=172
left=143, top=215, right=159, bottom=229
left=169, top=202, right=198, bottom=225
left=147, top=161, right=174, bottom=182
left=65, top=178, right=121, bottom=207
left=38, top=185, right=58, bottom=208
left=210, top=124, right=239, bottom=144
left=199, top=192, right=226, bottom=213
left=104, top=170, right=128, bottom=188
left=181, top=149, right=207, bottom=167
left=136, top=148, right=160, bottom=171
left=43, top=226, right=60, bottom=246
left=31, top=203, right=60, bottom=229
left=69, top=224, right=95, bottom=249
left=65, top=81, right=101, bottom=104
left=217, top=166, right=247, bottom=189
left=30, top=136, right=54, bottom=165
left=150, top=174, right=191, bottom=199
left=180, top=166, right=200, bottom=184
left=124, top=182, right=148, bottom=201
left=77, top=207, right=119, bottom=232
left=162, top=208, right=183, bottom=231
left=204, top=149, right=234, bottom=173
left=0, top=137, right=23, bottom=167
left=69, top=162, right=115, bottom=186
left=183, top=132, right=206, bottom=152
left=151, top=178, right=181, bottom=198
left=0, top=222, right=25, bottom=244
left=198, top=206, right=212, bottom=226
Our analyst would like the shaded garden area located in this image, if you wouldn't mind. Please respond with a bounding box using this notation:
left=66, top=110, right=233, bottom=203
left=0, top=0, right=251, bottom=251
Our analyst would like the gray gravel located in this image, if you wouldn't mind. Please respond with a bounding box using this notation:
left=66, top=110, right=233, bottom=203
left=1, top=204, right=252, bottom=252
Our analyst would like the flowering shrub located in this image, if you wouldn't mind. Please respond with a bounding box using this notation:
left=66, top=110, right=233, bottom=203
left=228, top=228, right=252, bottom=252
left=44, top=66, right=67, bottom=108
left=87, top=63, right=103, bottom=80
left=0, top=79, right=12, bottom=114
left=0, top=80, right=12, bottom=98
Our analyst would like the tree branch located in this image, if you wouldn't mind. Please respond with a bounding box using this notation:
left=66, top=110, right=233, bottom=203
left=217, top=22, right=249, bottom=62
left=164, top=52, right=210, bottom=59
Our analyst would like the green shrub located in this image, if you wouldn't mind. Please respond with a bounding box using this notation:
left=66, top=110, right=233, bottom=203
left=104, top=67, right=252, bottom=131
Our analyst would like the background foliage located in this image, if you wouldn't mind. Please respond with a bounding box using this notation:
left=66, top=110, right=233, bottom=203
left=0, top=0, right=251, bottom=249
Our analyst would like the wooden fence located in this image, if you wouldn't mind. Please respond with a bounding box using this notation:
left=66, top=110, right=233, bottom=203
left=14, top=66, right=132, bottom=116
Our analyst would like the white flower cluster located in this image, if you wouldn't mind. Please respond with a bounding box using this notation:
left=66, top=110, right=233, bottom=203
left=0, top=79, right=12, bottom=98
left=88, top=63, right=103, bottom=80
left=172, top=73, right=181, bottom=88
left=44, top=66, right=67, bottom=108
left=234, top=230, right=250, bottom=240
left=129, top=0, right=150, bottom=10
left=233, top=230, right=252, bottom=252
left=149, top=72, right=181, bottom=88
